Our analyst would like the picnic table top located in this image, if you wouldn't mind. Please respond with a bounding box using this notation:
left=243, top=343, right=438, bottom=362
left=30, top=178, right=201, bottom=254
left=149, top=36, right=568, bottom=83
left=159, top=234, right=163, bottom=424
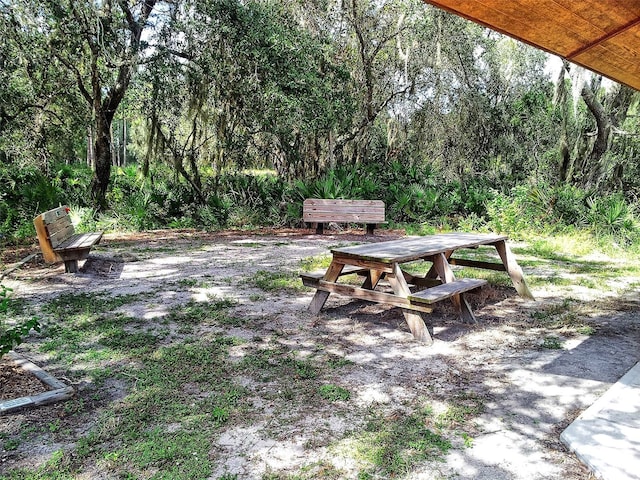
left=330, top=233, right=509, bottom=264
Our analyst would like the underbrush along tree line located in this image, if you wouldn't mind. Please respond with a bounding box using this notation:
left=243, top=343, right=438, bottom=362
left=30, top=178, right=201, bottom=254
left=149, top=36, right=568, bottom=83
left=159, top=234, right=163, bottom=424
left=1, top=162, right=638, bottom=253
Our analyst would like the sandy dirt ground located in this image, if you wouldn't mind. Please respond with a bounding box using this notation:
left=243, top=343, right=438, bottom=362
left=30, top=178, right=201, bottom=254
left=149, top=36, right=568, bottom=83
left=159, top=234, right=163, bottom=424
left=1, top=228, right=639, bottom=479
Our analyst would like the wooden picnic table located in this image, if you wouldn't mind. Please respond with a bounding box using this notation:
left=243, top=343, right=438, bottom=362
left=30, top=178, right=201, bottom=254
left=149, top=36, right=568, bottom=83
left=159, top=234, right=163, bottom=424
left=301, top=233, right=534, bottom=345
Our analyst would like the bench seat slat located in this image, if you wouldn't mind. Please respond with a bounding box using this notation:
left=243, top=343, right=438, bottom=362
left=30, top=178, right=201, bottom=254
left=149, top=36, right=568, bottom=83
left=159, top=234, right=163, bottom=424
left=55, top=232, right=103, bottom=251
left=409, top=278, right=487, bottom=304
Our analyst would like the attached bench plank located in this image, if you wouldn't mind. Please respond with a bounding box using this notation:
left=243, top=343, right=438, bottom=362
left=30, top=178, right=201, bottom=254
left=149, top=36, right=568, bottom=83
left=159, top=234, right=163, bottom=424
left=408, top=278, right=487, bottom=305
left=300, top=265, right=368, bottom=287
left=448, top=258, right=506, bottom=271
left=57, top=232, right=103, bottom=251
left=314, top=280, right=434, bottom=314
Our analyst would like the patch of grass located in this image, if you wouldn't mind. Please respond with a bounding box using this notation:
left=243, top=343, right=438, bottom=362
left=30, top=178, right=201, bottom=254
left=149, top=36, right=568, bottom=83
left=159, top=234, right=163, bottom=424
left=39, top=314, right=161, bottom=368
left=291, top=358, right=317, bottom=379
left=318, top=384, right=351, bottom=402
left=177, top=278, right=200, bottom=287
left=3, top=438, right=20, bottom=451
left=60, top=338, right=246, bottom=478
left=518, top=234, right=600, bottom=260
left=455, top=268, right=514, bottom=288
left=528, top=298, right=585, bottom=330
left=240, top=347, right=319, bottom=389
left=541, top=336, right=564, bottom=349
left=167, top=297, right=238, bottom=326
left=435, top=392, right=485, bottom=429
left=13, top=287, right=250, bottom=478
left=42, top=292, right=147, bottom=318
left=459, top=432, right=474, bottom=448
left=346, top=408, right=452, bottom=477
left=566, top=261, right=611, bottom=274
left=299, top=255, right=332, bottom=272
left=3, top=296, right=29, bottom=316
left=219, top=474, right=239, bottom=480
left=575, top=277, right=599, bottom=289
left=528, top=274, right=574, bottom=287
left=250, top=270, right=303, bottom=292
left=326, top=356, right=353, bottom=369
left=518, top=241, right=575, bottom=262
left=577, top=325, right=596, bottom=335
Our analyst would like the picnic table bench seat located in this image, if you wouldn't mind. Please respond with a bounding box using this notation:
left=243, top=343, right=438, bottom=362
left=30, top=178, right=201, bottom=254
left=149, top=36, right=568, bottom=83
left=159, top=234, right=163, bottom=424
left=34, top=205, right=103, bottom=273
left=408, top=278, right=487, bottom=304
left=300, top=265, right=368, bottom=287
left=303, top=198, right=386, bottom=234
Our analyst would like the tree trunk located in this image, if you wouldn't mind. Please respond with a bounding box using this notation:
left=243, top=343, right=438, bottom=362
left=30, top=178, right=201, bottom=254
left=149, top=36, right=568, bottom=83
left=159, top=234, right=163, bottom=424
left=554, top=62, right=571, bottom=183
left=581, top=81, right=611, bottom=188
left=122, top=118, right=127, bottom=166
left=86, top=125, right=95, bottom=169
left=91, top=112, right=114, bottom=210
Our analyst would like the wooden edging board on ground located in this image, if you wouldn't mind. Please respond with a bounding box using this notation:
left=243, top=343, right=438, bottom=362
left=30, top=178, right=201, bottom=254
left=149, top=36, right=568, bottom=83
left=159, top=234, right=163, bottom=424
left=0, top=352, right=74, bottom=415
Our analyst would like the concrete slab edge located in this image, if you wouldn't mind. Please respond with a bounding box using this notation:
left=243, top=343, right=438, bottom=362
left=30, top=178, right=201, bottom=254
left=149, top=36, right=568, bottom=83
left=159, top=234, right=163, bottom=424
left=560, top=361, right=640, bottom=480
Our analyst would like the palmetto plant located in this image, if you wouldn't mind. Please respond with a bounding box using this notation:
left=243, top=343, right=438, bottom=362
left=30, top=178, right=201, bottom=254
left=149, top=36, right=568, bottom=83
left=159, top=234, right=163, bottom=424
left=587, top=194, right=637, bottom=237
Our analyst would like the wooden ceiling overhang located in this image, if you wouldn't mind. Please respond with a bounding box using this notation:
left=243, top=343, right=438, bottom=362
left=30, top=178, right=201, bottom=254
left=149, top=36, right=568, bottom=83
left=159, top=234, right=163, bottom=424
left=424, top=0, right=640, bottom=91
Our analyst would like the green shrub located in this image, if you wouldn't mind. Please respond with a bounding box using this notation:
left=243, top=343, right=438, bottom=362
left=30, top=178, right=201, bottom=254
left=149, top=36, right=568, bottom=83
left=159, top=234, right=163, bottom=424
left=0, top=285, right=40, bottom=357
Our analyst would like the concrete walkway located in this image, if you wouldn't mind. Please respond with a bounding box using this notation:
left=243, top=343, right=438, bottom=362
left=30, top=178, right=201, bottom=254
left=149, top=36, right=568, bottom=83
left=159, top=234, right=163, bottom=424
left=561, top=361, right=640, bottom=480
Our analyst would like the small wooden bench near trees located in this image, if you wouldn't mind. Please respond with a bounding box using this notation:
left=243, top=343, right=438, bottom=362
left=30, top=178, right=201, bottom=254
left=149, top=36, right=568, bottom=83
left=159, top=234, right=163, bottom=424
left=303, top=198, right=386, bottom=234
left=34, top=206, right=103, bottom=273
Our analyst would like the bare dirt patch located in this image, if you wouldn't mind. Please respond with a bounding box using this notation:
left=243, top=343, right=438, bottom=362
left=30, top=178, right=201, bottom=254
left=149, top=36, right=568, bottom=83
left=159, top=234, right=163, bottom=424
left=1, top=228, right=638, bottom=479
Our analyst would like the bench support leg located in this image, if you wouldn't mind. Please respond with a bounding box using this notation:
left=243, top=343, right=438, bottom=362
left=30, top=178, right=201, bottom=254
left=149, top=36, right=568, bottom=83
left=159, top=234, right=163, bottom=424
left=309, top=261, right=344, bottom=314
left=315, top=223, right=324, bottom=235
left=64, top=260, right=79, bottom=273
left=432, top=253, right=477, bottom=323
left=387, top=263, right=433, bottom=344
left=366, top=223, right=375, bottom=235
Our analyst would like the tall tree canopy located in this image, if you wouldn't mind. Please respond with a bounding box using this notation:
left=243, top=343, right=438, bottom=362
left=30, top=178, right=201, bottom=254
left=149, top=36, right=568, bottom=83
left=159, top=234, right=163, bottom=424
left=2, top=0, right=161, bottom=209
left=1, top=0, right=639, bottom=211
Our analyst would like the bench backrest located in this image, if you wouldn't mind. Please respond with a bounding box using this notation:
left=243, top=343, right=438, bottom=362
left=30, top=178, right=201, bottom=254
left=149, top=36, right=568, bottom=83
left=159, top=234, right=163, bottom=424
left=33, top=205, right=75, bottom=263
left=303, top=198, right=385, bottom=223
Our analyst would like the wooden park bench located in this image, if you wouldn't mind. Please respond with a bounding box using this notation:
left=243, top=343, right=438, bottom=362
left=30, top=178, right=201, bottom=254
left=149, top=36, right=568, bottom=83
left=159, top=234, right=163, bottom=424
left=34, top=205, right=103, bottom=273
left=303, top=198, right=386, bottom=234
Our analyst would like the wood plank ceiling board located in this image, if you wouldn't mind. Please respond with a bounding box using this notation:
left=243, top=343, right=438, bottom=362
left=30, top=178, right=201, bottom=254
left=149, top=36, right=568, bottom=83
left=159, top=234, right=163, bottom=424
left=423, top=0, right=640, bottom=91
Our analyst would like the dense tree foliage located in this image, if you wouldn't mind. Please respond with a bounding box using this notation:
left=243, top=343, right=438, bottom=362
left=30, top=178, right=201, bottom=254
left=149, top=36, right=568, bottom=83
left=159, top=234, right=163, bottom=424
left=0, top=0, right=639, bottom=242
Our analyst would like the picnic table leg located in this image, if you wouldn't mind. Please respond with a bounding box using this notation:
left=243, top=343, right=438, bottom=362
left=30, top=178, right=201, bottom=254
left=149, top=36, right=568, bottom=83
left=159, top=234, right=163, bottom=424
left=424, top=249, right=454, bottom=279
left=387, top=263, right=433, bottom=344
left=361, top=269, right=383, bottom=290
left=432, top=253, right=477, bottom=324
left=309, top=261, right=345, bottom=314
left=493, top=240, right=535, bottom=300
